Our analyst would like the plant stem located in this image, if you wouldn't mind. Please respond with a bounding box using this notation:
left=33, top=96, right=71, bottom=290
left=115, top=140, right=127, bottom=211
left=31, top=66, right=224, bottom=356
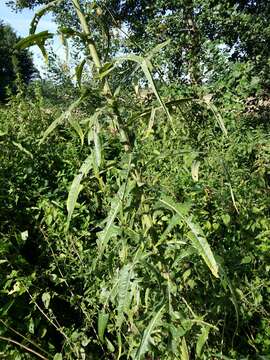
left=0, top=336, right=49, bottom=360
left=71, top=0, right=101, bottom=71
left=71, top=0, right=131, bottom=150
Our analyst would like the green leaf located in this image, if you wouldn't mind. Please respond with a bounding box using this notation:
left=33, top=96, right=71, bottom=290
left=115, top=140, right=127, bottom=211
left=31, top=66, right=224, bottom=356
left=75, top=59, right=86, bottom=88
left=135, top=305, right=164, bottom=359
left=105, top=338, right=115, bottom=352
left=191, top=160, right=200, bottom=182
left=222, top=214, right=231, bottom=226
left=30, top=0, right=63, bottom=35
left=53, top=354, right=62, bottom=360
left=160, top=197, right=219, bottom=278
left=66, top=154, right=92, bottom=227
left=39, top=94, right=86, bottom=144
left=28, top=317, right=35, bottom=334
left=217, top=257, right=239, bottom=341
left=0, top=130, right=8, bottom=136
left=147, top=39, right=171, bottom=59
left=116, top=264, right=133, bottom=328
left=196, top=326, right=210, bottom=357
left=98, top=311, right=109, bottom=343
left=98, top=62, right=114, bottom=80
left=42, top=292, right=51, bottom=309
left=207, top=102, right=228, bottom=137
left=21, top=230, right=29, bottom=242
left=97, top=184, right=126, bottom=257
left=68, top=117, right=84, bottom=145
left=93, top=121, right=102, bottom=169
left=14, top=31, right=53, bottom=50
left=181, top=337, right=189, bottom=360
left=116, top=54, right=174, bottom=130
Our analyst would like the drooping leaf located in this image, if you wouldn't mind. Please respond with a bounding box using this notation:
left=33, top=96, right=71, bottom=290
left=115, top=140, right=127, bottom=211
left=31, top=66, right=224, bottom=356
left=129, top=40, right=170, bottom=81
left=39, top=94, right=86, bottom=144
left=14, top=31, right=54, bottom=50
left=135, top=305, right=164, bottom=359
left=116, top=54, right=173, bottom=129
left=98, top=62, right=114, bottom=80
left=160, top=197, right=219, bottom=278
left=217, top=256, right=239, bottom=342
left=144, top=107, right=156, bottom=138
left=147, top=39, right=171, bottom=59
left=30, top=0, right=64, bottom=35
left=68, top=117, right=84, bottom=145
left=206, top=102, right=228, bottom=137
left=98, top=311, right=109, bottom=343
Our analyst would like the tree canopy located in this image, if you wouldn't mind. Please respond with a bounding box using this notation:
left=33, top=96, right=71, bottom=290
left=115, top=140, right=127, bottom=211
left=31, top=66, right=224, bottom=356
left=0, top=21, right=37, bottom=101
left=7, top=0, right=270, bottom=88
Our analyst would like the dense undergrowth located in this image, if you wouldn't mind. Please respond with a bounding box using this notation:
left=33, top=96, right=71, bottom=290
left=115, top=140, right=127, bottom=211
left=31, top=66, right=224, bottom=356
left=0, top=68, right=269, bottom=360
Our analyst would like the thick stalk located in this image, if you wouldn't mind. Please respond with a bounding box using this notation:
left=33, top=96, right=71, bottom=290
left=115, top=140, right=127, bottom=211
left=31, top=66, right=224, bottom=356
left=72, top=0, right=101, bottom=70
left=71, top=0, right=131, bottom=150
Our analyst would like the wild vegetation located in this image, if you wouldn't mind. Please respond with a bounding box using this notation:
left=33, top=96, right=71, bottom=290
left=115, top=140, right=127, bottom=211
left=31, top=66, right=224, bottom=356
left=0, top=0, right=269, bottom=359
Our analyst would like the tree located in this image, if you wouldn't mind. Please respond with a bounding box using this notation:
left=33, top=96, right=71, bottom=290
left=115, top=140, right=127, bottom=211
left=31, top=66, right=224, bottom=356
left=7, top=0, right=270, bottom=89
left=0, top=21, right=37, bottom=101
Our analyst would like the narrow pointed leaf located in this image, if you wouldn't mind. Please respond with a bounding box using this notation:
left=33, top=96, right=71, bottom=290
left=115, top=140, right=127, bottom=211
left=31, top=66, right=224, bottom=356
left=160, top=197, right=219, bottom=278
left=66, top=154, right=92, bottom=226
left=217, top=257, right=239, bottom=340
left=14, top=31, right=53, bottom=50
left=39, top=95, right=85, bottom=144
left=116, top=54, right=173, bottom=129
left=68, top=117, right=84, bottom=145
left=93, top=122, right=102, bottom=168
left=146, top=39, right=171, bottom=59
left=116, top=264, right=133, bottom=328
left=207, top=102, right=228, bottom=137
left=30, top=0, right=63, bottom=34
left=98, top=311, right=109, bottom=343
left=181, top=337, right=189, bottom=360
left=97, top=184, right=126, bottom=256
left=135, top=305, right=164, bottom=359
left=75, top=59, right=86, bottom=88
left=196, top=326, right=210, bottom=357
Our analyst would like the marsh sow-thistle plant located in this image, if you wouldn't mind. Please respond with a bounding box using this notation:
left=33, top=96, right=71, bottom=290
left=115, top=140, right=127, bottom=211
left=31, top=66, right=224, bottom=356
left=11, top=1, right=241, bottom=359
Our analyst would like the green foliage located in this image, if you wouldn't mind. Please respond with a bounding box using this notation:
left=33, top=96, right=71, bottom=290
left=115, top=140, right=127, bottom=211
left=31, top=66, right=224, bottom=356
left=0, top=1, right=270, bottom=359
left=0, top=21, right=37, bottom=101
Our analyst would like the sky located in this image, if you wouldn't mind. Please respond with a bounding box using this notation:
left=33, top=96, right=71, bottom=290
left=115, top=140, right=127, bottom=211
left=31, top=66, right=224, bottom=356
left=0, top=1, right=63, bottom=74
